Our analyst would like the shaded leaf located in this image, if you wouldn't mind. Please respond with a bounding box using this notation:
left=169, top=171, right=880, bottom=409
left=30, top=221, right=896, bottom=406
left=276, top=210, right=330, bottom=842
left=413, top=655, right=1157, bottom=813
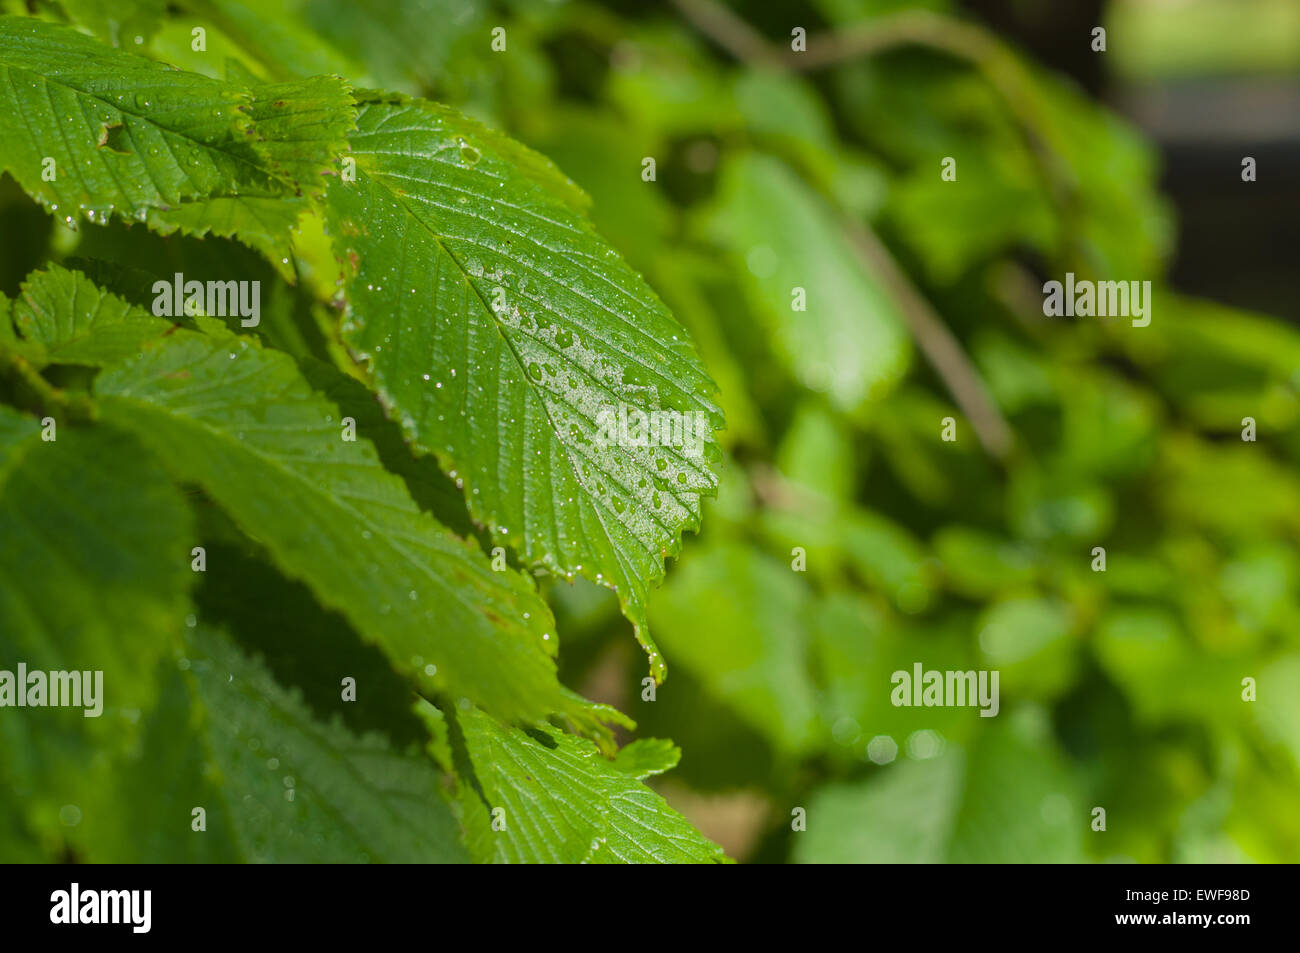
left=92, top=625, right=469, bottom=862
left=92, top=315, right=589, bottom=727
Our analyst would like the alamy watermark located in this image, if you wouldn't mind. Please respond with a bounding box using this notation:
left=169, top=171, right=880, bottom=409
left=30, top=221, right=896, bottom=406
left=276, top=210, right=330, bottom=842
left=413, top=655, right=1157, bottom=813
left=50, top=883, right=150, bottom=933
left=891, top=663, right=999, bottom=717
left=1042, top=272, right=1151, bottom=327
left=594, top=402, right=709, bottom=457
left=0, top=663, right=103, bottom=717
left=152, top=272, right=260, bottom=327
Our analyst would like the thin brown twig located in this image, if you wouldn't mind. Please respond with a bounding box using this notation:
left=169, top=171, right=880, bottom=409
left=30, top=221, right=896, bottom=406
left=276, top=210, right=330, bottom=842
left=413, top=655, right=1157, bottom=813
left=670, top=0, right=783, bottom=67
left=750, top=462, right=835, bottom=518
left=842, top=217, right=1013, bottom=457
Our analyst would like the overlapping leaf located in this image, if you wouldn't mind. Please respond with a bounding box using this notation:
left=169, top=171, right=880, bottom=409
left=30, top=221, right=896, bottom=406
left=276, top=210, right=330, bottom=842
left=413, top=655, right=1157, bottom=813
left=2, top=266, right=589, bottom=728
left=9, top=263, right=173, bottom=367
left=0, top=19, right=350, bottom=265
left=452, top=705, right=727, bottom=864
left=92, top=318, right=589, bottom=727
left=145, top=76, right=354, bottom=271
left=0, top=11, right=739, bottom=865
left=325, top=94, right=724, bottom=677
left=0, top=17, right=264, bottom=218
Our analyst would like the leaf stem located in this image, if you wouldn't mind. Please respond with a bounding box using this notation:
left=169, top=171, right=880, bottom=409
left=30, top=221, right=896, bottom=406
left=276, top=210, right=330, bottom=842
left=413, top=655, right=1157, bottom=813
left=0, top=349, right=98, bottom=422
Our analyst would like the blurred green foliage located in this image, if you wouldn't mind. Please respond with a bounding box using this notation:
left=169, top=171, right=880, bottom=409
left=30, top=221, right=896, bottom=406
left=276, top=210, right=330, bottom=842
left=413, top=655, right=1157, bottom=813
left=2, top=0, right=1297, bottom=863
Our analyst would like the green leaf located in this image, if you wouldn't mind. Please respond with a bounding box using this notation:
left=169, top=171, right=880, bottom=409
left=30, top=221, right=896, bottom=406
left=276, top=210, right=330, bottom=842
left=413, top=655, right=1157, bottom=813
left=1094, top=607, right=1248, bottom=726
left=1159, top=434, right=1300, bottom=541
left=1030, top=72, right=1174, bottom=276
left=932, top=526, right=1037, bottom=598
left=734, top=70, right=837, bottom=154
left=143, top=76, right=355, bottom=272
left=611, top=738, right=681, bottom=779
left=0, top=408, right=191, bottom=706
left=94, top=625, right=469, bottom=863
left=61, top=220, right=336, bottom=364
left=0, top=17, right=265, bottom=220
left=887, top=148, right=1057, bottom=282
left=243, top=77, right=355, bottom=191
left=183, top=625, right=468, bottom=862
left=1255, top=654, right=1300, bottom=773
left=0, top=20, right=350, bottom=266
left=0, top=408, right=193, bottom=841
left=0, top=292, right=39, bottom=361
left=839, top=509, right=936, bottom=613
left=706, top=152, right=912, bottom=412
left=647, top=543, right=822, bottom=755
left=809, top=594, right=983, bottom=754
left=757, top=465, right=937, bottom=614
left=776, top=400, right=855, bottom=502
left=975, top=595, right=1079, bottom=701
left=453, top=704, right=727, bottom=864
left=55, top=0, right=165, bottom=48
left=324, top=94, right=723, bottom=678
left=1055, top=368, right=1161, bottom=479
left=795, top=710, right=1085, bottom=863
left=804, top=743, right=964, bottom=864
left=9, top=263, right=173, bottom=367
left=182, top=0, right=362, bottom=83
left=92, top=317, right=590, bottom=728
